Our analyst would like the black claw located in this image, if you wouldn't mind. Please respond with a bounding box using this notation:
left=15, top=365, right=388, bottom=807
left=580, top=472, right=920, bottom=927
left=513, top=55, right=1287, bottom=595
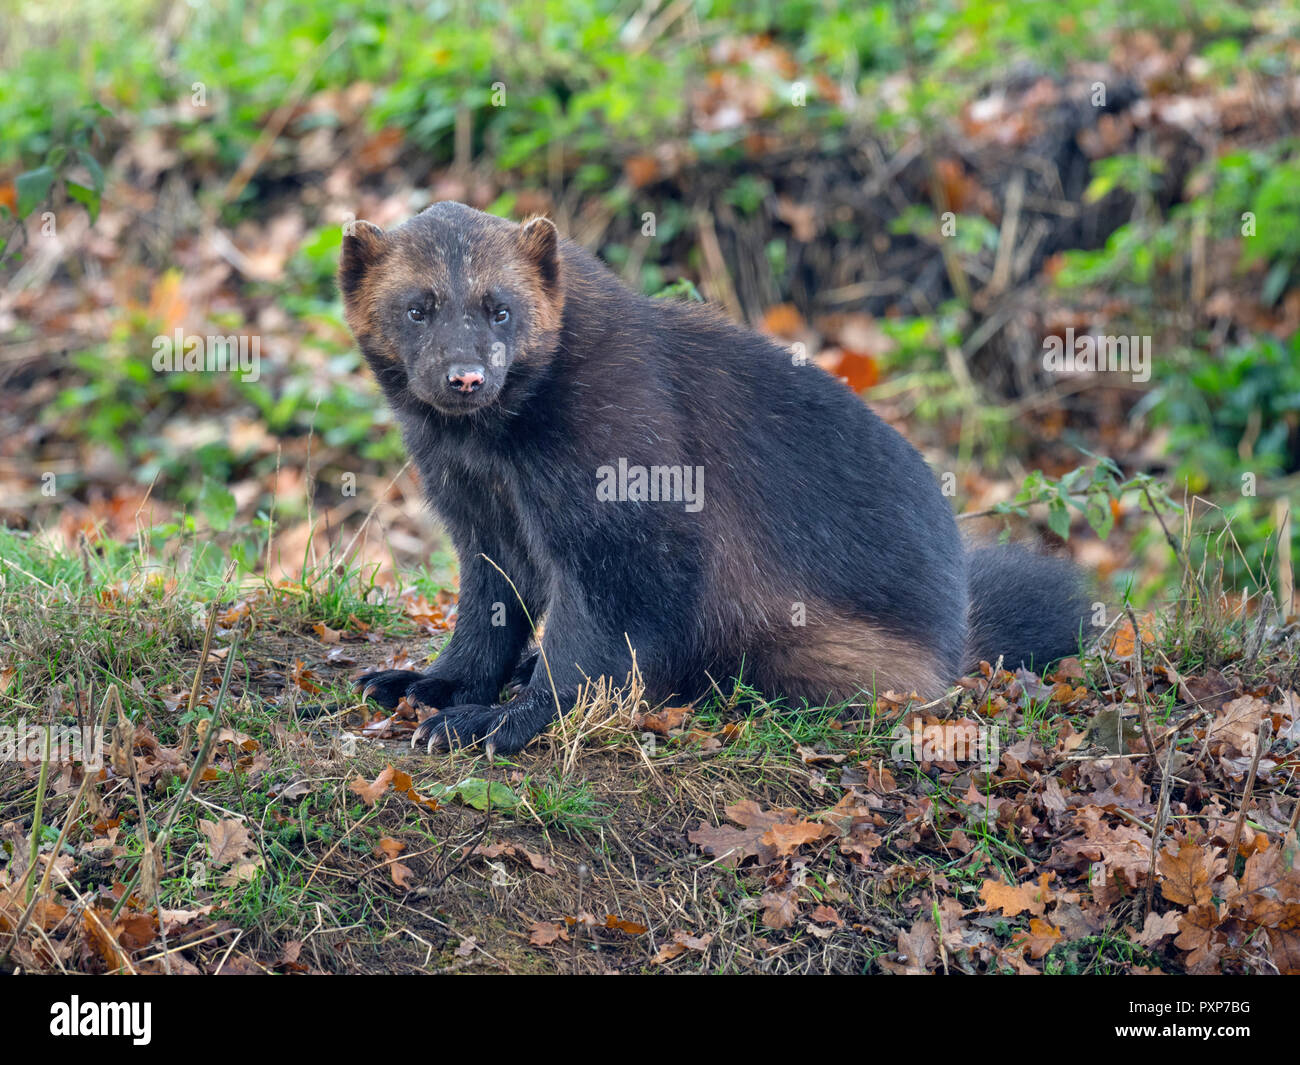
left=356, top=668, right=421, bottom=709
left=411, top=704, right=524, bottom=754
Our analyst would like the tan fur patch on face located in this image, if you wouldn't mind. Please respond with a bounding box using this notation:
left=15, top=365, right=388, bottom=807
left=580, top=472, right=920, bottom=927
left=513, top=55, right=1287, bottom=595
left=341, top=210, right=564, bottom=364
left=349, top=256, right=450, bottom=361
left=750, top=603, right=949, bottom=704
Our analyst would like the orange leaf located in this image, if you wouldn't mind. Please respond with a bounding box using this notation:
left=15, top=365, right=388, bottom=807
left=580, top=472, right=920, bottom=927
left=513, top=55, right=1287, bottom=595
left=528, top=921, right=569, bottom=946
left=349, top=765, right=396, bottom=806
left=636, top=706, right=689, bottom=735
left=829, top=349, right=879, bottom=392
left=979, top=874, right=1054, bottom=917
left=763, top=820, right=833, bottom=857
left=374, top=837, right=406, bottom=860
left=1158, top=842, right=1224, bottom=908
left=604, top=914, right=648, bottom=935
left=390, top=861, right=414, bottom=889
left=1015, top=918, right=1061, bottom=960
left=759, top=303, right=805, bottom=338
left=313, top=621, right=343, bottom=644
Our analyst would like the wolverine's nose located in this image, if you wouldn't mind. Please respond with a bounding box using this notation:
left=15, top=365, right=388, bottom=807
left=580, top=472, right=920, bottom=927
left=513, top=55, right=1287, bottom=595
left=446, top=364, right=485, bottom=394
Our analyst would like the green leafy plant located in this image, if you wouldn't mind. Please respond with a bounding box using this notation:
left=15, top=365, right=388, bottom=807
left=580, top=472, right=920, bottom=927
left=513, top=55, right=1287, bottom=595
left=991, top=457, right=1182, bottom=544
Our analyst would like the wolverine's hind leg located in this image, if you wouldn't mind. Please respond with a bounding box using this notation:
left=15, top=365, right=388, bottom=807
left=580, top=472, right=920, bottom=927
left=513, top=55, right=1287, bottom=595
left=749, top=606, right=951, bottom=705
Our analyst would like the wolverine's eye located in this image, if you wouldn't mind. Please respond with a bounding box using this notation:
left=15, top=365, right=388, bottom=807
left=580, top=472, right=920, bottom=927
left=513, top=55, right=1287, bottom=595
left=493, top=307, right=510, bottom=325
left=407, top=307, right=425, bottom=323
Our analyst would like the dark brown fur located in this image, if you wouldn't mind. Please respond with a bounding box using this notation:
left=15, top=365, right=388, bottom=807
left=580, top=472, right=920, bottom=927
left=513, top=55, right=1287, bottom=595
left=340, top=202, right=1093, bottom=755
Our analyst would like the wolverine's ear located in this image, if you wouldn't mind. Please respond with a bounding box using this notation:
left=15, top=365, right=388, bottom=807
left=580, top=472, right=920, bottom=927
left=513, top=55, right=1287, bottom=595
left=518, top=216, right=560, bottom=290
left=339, top=220, right=386, bottom=303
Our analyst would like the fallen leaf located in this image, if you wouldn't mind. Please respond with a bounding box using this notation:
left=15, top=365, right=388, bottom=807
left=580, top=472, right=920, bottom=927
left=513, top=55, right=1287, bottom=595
left=1134, top=910, right=1183, bottom=947
left=604, top=914, right=649, bottom=935
left=651, top=930, right=713, bottom=965
left=1159, top=842, right=1225, bottom=908
left=390, top=861, right=414, bottom=889
left=878, top=917, right=937, bottom=975
left=763, top=820, right=834, bottom=857
left=313, top=621, right=343, bottom=644
left=979, top=875, right=1054, bottom=918
left=529, top=921, right=569, bottom=946
left=1015, top=918, right=1061, bottom=959
left=349, top=765, right=396, bottom=806
left=199, top=818, right=252, bottom=866
left=760, top=889, right=798, bottom=929
left=808, top=905, right=843, bottom=927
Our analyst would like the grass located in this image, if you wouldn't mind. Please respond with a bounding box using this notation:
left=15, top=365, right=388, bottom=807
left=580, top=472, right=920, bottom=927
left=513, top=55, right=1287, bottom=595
left=0, top=515, right=1297, bottom=975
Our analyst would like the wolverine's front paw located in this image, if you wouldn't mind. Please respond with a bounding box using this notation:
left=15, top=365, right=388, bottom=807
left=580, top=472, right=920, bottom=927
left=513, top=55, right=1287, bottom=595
left=358, top=670, right=462, bottom=710
left=412, top=704, right=537, bottom=755
left=357, top=668, right=422, bottom=708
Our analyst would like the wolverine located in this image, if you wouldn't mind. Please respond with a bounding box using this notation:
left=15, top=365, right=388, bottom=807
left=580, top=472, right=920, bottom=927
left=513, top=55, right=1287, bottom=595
left=339, top=201, right=1091, bottom=755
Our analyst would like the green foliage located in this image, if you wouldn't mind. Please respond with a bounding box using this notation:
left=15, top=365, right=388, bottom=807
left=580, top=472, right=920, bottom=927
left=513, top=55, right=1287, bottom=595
left=1050, top=136, right=1300, bottom=593
left=5, top=0, right=1299, bottom=604
left=6, top=0, right=1285, bottom=178
left=522, top=772, right=607, bottom=834
left=1143, top=335, right=1300, bottom=491
left=1084, top=153, right=1164, bottom=205
left=426, top=776, right=520, bottom=812
left=1140, top=334, right=1300, bottom=587
left=1058, top=142, right=1300, bottom=302
left=198, top=477, right=238, bottom=532
left=0, top=102, right=108, bottom=266
left=992, top=458, right=1182, bottom=545
left=1212, top=143, right=1300, bottom=304
left=651, top=278, right=704, bottom=302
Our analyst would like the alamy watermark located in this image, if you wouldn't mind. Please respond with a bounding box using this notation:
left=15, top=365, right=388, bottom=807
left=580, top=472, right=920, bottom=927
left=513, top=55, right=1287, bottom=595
left=596, top=458, right=704, bottom=512
left=151, top=328, right=261, bottom=383
left=1042, top=328, right=1151, bottom=383
left=0, top=719, right=104, bottom=769
left=50, top=997, right=151, bottom=1045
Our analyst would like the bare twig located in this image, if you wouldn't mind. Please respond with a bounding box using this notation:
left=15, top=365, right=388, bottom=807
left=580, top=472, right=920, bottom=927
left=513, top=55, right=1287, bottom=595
left=1226, top=718, right=1272, bottom=864
left=1, top=751, right=94, bottom=964
left=179, top=559, right=238, bottom=752
left=1276, top=497, right=1293, bottom=618
left=1141, top=737, right=1179, bottom=923
left=128, top=712, right=171, bottom=974
left=1142, top=483, right=1187, bottom=577
left=22, top=725, right=51, bottom=904
left=987, top=169, right=1025, bottom=297
left=1125, top=605, right=1160, bottom=771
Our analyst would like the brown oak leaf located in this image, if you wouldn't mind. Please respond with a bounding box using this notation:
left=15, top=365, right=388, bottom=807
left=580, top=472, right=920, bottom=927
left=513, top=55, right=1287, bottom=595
left=763, top=820, right=834, bottom=857
left=878, top=917, right=937, bottom=975
left=1159, top=841, right=1225, bottom=908
left=760, top=889, right=799, bottom=930
left=979, top=873, right=1054, bottom=917
left=1015, top=918, right=1062, bottom=960
left=1175, top=904, right=1224, bottom=973
left=652, top=931, right=713, bottom=965
left=199, top=818, right=251, bottom=867
left=349, top=764, right=395, bottom=806
left=1134, top=910, right=1183, bottom=947
left=528, top=921, right=569, bottom=946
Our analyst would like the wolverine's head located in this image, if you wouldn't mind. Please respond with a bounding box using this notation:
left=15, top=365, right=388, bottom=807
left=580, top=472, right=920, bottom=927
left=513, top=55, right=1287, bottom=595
left=339, top=202, right=565, bottom=415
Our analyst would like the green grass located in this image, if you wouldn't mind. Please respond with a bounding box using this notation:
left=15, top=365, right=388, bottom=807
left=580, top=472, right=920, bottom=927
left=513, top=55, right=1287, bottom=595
left=2, top=517, right=1296, bottom=975
left=521, top=772, right=608, bottom=836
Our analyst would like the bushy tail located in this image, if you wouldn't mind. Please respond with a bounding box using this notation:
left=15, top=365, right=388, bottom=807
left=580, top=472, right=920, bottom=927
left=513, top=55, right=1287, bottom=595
left=965, top=545, right=1094, bottom=673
